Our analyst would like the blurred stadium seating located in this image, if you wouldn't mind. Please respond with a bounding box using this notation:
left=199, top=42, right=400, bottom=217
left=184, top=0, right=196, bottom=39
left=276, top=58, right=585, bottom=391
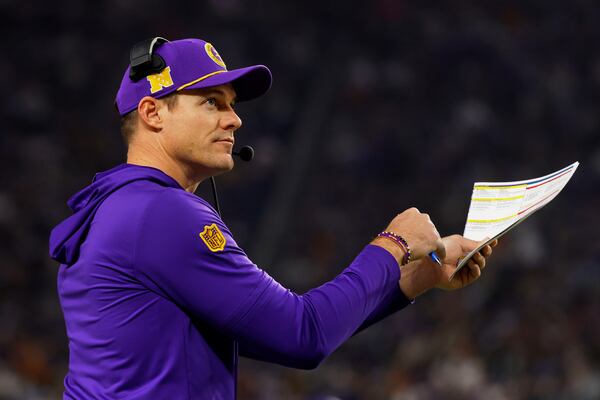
left=3, top=1, right=599, bottom=398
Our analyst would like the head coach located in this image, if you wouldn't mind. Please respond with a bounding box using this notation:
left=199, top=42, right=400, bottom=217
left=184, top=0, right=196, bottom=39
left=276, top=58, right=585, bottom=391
left=49, top=37, right=496, bottom=399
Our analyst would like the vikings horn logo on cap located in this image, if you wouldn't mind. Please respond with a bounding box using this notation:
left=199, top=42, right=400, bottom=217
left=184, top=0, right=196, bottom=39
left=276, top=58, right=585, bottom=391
left=204, top=43, right=226, bottom=69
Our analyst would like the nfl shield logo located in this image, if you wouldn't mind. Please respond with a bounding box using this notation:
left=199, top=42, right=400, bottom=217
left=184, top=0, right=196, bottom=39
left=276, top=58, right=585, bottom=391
left=199, top=223, right=227, bottom=252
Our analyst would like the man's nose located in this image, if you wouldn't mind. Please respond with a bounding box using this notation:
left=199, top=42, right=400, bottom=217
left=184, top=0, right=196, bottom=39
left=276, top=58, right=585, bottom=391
left=221, top=109, right=242, bottom=131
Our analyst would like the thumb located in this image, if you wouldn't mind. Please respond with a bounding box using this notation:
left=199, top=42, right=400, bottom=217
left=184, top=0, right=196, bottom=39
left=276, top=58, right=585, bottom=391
left=435, top=238, right=447, bottom=261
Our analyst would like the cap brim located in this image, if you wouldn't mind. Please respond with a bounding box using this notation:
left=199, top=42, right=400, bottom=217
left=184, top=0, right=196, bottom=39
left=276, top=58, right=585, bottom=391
left=179, top=65, right=272, bottom=102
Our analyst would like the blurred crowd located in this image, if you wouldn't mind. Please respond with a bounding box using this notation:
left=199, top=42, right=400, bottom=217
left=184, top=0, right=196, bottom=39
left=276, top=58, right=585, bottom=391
left=3, top=0, right=600, bottom=399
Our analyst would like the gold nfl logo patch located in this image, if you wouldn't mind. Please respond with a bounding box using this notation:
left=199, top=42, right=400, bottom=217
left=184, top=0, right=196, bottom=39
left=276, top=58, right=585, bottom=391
left=199, top=223, right=227, bottom=252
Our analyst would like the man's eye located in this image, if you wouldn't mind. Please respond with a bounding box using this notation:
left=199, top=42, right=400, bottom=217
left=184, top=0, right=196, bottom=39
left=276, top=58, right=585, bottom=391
left=206, top=98, right=217, bottom=106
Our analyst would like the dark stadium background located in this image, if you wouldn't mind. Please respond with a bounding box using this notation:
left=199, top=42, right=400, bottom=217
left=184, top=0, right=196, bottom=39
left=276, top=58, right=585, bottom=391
left=3, top=1, right=600, bottom=399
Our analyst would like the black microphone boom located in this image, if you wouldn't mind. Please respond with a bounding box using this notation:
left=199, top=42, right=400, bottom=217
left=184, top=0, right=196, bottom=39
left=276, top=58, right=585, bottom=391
left=210, top=145, right=255, bottom=216
left=233, top=146, right=254, bottom=162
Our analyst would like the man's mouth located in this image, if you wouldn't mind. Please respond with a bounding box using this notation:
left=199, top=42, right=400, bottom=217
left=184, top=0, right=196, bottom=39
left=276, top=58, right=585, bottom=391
left=216, top=138, right=234, bottom=145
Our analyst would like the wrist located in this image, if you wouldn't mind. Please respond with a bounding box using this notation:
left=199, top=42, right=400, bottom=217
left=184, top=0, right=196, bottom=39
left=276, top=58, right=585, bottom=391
left=399, top=260, right=437, bottom=299
left=374, top=231, right=412, bottom=265
left=371, top=237, right=405, bottom=266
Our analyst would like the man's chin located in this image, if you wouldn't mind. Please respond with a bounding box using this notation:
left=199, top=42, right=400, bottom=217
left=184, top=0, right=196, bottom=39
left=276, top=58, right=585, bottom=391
left=209, top=158, right=235, bottom=176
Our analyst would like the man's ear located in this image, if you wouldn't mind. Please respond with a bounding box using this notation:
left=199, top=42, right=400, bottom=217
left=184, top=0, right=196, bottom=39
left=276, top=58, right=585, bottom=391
left=137, top=96, right=163, bottom=131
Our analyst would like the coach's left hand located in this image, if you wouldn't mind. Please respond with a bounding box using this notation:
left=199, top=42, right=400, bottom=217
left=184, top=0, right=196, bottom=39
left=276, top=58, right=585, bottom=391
left=399, top=235, right=497, bottom=299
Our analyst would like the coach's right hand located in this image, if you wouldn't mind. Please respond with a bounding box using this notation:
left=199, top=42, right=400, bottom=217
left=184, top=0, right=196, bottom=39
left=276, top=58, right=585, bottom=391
left=373, top=208, right=445, bottom=263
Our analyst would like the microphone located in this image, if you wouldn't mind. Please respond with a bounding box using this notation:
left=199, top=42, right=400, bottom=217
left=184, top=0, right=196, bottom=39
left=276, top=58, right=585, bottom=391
left=211, top=145, right=253, bottom=216
left=233, top=145, right=254, bottom=162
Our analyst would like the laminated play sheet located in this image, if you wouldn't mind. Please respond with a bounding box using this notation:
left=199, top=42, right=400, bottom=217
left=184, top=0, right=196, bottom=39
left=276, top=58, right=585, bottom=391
left=449, top=162, right=579, bottom=280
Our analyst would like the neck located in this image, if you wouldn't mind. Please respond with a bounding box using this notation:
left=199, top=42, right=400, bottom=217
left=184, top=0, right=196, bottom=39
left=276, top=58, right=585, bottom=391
left=126, top=143, right=201, bottom=193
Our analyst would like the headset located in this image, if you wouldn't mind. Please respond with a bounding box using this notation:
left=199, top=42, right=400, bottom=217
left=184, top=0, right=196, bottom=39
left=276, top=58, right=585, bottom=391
left=128, top=37, right=254, bottom=217
left=129, top=37, right=170, bottom=81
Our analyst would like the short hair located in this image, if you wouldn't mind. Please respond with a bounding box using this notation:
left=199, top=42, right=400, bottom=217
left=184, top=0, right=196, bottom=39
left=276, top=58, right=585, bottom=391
left=119, top=92, right=179, bottom=146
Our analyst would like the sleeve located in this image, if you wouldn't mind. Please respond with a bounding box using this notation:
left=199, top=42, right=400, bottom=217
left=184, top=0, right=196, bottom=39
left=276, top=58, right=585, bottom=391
left=354, top=285, right=413, bottom=333
left=239, top=287, right=413, bottom=363
left=134, top=190, right=402, bottom=369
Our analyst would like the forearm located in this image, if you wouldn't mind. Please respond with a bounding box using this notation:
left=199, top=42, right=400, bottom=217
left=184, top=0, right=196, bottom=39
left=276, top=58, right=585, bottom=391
left=348, top=237, right=412, bottom=334
left=240, top=282, right=413, bottom=365
left=235, top=245, right=401, bottom=369
left=353, top=283, right=413, bottom=334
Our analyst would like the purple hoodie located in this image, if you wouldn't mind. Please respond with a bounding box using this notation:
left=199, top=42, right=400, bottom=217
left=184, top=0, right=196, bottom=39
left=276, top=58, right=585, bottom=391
left=49, top=164, right=411, bottom=399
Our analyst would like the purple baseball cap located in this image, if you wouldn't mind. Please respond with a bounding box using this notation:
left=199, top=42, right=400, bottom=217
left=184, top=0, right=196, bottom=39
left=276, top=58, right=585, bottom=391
left=115, top=38, right=272, bottom=116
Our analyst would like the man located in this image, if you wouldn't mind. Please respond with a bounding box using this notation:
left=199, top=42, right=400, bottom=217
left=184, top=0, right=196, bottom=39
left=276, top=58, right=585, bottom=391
left=49, top=38, right=496, bottom=399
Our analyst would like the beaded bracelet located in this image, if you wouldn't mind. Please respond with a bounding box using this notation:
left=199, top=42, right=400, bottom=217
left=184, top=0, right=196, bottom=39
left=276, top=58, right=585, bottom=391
left=377, top=231, right=412, bottom=266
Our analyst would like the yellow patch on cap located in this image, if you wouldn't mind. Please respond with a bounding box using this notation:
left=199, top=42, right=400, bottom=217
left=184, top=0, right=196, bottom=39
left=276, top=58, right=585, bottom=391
left=199, top=223, right=227, bottom=252
left=204, top=43, right=227, bottom=69
left=147, top=66, right=174, bottom=94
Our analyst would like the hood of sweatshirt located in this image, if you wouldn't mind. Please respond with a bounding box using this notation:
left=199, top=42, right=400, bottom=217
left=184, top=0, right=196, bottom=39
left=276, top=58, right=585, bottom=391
left=49, top=164, right=182, bottom=265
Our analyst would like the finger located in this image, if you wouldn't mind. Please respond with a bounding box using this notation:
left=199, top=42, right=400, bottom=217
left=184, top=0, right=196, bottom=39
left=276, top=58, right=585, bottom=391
left=489, top=239, right=498, bottom=247
left=471, top=264, right=482, bottom=279
left=472, top=252, right=486, bottom=269
left=468, top=259, right=481, bottom=274
left=465, top=260, right=481, bottom=280
left=481, top=245, right=493, bottom=258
